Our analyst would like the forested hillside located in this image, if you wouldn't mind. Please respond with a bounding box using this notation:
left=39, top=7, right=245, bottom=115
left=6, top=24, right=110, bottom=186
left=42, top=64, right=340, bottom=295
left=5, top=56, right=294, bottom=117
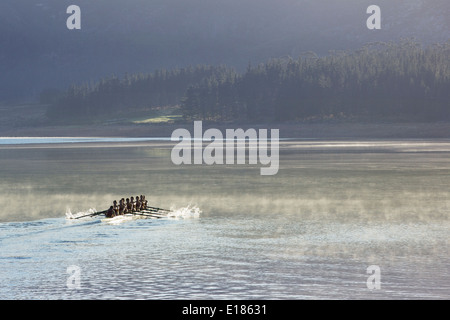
left=182, top=40, right=450, bottom=122
left=1, top=0, right=449, bottom=102
left=47, top=40, right=450, bottom=123
left=46, top=65, right=233, bottom=121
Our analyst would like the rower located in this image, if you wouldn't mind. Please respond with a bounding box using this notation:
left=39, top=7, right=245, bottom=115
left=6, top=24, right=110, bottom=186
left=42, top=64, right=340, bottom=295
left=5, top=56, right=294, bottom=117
left=135, top=196, right=141, bottom=212
left=125, top=198, right=132, bottom=213
left=113, top=200, right=119, bottom=216
left=142, top=195, right=148, bottom=209
left=130, top=196, right=135, bottom=212
left=140, top=195, right=147, bottom=210
left=119, top=198, right=126, bottom=215
left=106, top=206, right=115, bottom=218
left=139, top=195, right=143, bottom=210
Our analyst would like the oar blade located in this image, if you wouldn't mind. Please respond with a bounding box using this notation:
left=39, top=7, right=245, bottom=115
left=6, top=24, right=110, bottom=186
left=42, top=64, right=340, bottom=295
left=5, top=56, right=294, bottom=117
left=72, top=209, right=107, bottom=220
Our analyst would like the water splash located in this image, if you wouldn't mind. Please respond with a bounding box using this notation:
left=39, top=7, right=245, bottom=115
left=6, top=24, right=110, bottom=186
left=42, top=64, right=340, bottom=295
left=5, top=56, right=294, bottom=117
left=65, top=207, right=98, bottom=220
left=167, top=205, right=201, bottom=219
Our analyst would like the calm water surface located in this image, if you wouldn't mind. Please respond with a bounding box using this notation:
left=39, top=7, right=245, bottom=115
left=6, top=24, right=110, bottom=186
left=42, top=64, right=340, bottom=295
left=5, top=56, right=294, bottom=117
left=0, top=138, right=448, bottom=299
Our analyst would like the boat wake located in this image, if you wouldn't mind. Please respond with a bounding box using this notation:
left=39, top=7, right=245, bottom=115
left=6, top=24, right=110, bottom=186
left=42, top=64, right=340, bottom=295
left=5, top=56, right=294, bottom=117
left=167, top=205, right=201, bottom=219
left=65, top=208, right=98, bottom=220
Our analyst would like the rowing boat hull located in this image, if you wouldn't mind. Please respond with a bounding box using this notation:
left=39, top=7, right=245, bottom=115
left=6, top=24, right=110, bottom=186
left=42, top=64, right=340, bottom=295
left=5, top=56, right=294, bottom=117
left=101, top=214, right=137, bottom=224
left=100, top=212, right=166, bottom=224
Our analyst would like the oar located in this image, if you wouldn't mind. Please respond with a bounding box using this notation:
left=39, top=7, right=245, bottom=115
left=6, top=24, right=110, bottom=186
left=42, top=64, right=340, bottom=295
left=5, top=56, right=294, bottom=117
left=141, top=207, right=164, bottom=213
left=141, top=210, right=168, bottom=216
left=142, top=208, right=171, bottom=216
left=73, top=209, right=107, bottom=220
left=132, top=211, right=167, bottom=218
left=144, top=205, right=171, bottom=213
left=141, top=208, right=169, bottom=214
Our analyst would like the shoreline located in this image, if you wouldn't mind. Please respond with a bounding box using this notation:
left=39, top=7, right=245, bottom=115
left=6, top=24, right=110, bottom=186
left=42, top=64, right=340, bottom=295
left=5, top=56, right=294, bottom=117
left=1, top=121, right=450, bottom=139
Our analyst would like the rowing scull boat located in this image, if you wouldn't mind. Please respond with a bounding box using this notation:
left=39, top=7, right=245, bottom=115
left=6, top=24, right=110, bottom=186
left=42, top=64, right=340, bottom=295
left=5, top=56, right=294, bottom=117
left=100, top=210, right=168, bottom=224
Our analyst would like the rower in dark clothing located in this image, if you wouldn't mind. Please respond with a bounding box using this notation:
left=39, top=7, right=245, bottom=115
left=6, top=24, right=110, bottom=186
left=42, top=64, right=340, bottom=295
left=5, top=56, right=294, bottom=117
left=138, top=195, right=145, bottom=211
left=140, top=195, right=147, bottom=210
left=113, top=200, right=119, bottom=216
left=130, top=197, right=135, bottom=212
left=135, top=196, right=141, bottom=212
left=125, top=198, right=132, bottom=213
left=139, top=195, right=144, bottom=209
left=119, top=198, right=126, bottom=215
left=106, top=206, right=115, bottom=218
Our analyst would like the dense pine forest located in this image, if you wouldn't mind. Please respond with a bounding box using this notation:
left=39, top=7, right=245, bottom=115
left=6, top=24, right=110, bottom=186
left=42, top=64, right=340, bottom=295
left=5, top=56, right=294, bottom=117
left=45, top=65, right=232, bottom=121
left=47, top=40, right=450, bottom=123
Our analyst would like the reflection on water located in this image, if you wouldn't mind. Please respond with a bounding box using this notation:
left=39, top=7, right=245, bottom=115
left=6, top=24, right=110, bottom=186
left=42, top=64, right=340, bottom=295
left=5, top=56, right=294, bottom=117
left=0, top=139, right=448, bottom=299
left=0, top=137, right=170, bottom=145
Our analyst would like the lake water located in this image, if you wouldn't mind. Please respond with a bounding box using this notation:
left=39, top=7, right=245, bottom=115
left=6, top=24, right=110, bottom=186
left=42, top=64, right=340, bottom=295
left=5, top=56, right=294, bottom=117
left=0, top=138, right=448, bottom=299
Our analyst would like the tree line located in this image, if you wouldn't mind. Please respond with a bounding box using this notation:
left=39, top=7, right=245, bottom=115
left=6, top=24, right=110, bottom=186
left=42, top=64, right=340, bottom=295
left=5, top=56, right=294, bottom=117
left=46, top=65, right=233, bottom=121
left=47, top=40, right=450, bottom=122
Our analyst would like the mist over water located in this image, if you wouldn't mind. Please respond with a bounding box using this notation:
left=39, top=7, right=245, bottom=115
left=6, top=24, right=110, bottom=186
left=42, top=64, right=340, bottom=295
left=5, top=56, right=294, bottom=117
left=1, top=139, right=448, bottom=223
left=0, top=139, right=449, bottom=299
